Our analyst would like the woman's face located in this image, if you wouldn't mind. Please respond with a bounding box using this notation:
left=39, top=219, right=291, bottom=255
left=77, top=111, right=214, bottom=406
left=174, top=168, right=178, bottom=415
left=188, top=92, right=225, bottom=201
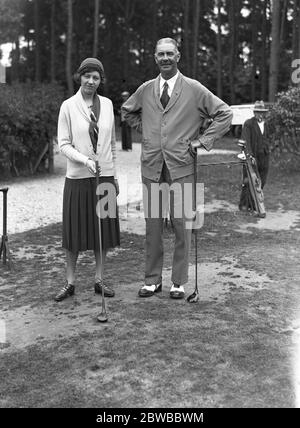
left=80, top=70, right=101, bottom=97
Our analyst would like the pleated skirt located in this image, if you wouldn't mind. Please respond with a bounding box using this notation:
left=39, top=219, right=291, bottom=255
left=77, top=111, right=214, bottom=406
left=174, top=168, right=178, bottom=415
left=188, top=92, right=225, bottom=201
left=62, top=177, right=120, bottom=252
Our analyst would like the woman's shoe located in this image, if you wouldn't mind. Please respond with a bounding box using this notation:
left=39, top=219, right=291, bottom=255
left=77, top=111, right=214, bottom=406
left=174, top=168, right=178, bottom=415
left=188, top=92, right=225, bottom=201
left=54, top=282, right=75, bottom=302
left=94, top=280, right=115, bottom=297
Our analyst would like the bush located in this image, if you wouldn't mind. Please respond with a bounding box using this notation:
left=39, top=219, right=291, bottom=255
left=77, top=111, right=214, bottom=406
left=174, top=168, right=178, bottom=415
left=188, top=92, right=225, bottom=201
left=0, top=83, right=64, bottom=177
left=267, top=86, right=300, bottom=168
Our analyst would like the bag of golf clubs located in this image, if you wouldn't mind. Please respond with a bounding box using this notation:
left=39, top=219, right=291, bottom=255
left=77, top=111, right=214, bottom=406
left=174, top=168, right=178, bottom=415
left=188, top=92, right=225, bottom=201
left=237, top=139, right=266, bottom=218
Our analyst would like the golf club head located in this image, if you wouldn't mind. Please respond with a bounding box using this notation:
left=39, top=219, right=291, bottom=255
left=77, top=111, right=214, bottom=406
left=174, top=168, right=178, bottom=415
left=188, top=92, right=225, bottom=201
left=186, top=290, right=199, bottom=303
left=97, top=310, right=108, bottom=323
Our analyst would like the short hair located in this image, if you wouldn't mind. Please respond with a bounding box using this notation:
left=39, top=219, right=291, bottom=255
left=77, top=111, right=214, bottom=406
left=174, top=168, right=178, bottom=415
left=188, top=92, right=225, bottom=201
left=155, top=38, right=179, bottom=53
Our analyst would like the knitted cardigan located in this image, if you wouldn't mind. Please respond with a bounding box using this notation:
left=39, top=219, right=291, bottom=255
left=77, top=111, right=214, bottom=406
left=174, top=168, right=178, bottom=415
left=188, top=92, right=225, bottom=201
left=57, top=88, right=117, bottom=179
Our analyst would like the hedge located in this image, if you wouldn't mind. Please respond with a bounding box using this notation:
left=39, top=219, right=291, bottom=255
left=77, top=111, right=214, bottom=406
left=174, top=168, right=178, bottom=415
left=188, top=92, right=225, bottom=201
left=0, top=83, right=64, bottom=177
left=267, top=86, right=300, bottom=167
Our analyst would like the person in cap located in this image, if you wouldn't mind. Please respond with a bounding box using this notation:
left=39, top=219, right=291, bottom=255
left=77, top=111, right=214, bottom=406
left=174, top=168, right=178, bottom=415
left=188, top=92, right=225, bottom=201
left=54, top=58, right=120, bottom=302
left=122, top=37, right=232, bottom=300
left=120, top=91, right=132, bottom=151
left=239, top=100, right=270, bottom=213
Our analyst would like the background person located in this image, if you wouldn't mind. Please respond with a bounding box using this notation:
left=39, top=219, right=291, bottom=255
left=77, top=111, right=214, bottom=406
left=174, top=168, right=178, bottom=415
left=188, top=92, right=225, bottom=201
left=239, top=100, right=270, bottom=213
left=54, top=57, right=120, bottom=302
left=122, top=38, right=232, bottom=300
left=120, top=91, right=132, bottom=151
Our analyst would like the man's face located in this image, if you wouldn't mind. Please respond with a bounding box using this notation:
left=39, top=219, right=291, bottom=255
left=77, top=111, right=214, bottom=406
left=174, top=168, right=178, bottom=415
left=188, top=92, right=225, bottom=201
left=154, top=41, right=180, bottom=79
left=254, top=111, right=266, bottom=122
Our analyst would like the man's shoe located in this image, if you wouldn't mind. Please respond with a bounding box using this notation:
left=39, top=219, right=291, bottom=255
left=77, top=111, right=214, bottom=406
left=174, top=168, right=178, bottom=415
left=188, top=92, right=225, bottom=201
left=170, top=283, right=185, bottom=299
left=138, top=283, right=162, bottom=298
left=94, top=280, right=115, bottom=297
left=54, top=282, right=75, bottom=302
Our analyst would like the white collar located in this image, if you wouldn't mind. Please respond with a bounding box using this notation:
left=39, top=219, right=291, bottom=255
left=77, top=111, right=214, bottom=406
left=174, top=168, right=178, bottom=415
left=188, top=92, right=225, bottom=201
left=257, top=120, right=265, bottom=134
left=160, top=71, right=179, bottom=95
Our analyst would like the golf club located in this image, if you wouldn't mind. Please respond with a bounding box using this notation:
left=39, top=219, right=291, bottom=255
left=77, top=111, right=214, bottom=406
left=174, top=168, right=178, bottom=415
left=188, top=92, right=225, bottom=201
left=95, top=160, right=108, bottom=323
left=187, top=151, right=199, bottom=303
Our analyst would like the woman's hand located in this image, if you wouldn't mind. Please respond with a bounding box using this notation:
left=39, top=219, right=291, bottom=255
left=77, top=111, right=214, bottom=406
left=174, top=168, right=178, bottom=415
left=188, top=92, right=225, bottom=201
left=86, top=158, right=96, bottom=174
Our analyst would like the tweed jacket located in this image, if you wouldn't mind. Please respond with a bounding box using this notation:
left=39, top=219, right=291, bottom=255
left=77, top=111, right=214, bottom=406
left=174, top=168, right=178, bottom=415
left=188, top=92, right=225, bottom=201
left=122, top=72, right=233, bottom=180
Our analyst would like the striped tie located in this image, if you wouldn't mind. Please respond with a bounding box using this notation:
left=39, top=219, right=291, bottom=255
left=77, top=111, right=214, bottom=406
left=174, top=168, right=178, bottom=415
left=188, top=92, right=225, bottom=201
left=160, top=82, right=170, bottom=109
left=90, top=110, right=99, bottom=153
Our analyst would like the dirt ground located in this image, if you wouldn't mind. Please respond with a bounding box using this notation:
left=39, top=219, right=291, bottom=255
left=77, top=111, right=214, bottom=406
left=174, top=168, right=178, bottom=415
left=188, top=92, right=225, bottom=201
left=1, top=138, right=300, bottom=408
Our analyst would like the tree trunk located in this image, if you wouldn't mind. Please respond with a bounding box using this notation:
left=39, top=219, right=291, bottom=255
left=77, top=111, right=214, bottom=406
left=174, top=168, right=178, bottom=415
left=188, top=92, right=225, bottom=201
left=192, top=0, right=200, bottom=79
left=292, top=1, right=297, bottom=59
left=269, top=0, right=281, bottom=102
left=93, top=0, right=100, bottom=57
left=183, top=0, right=191, bottom=76
left=118, top=0, right=136, bottom=88
left=34, top=0, right=41, bottom=82
left=66, top=0, right=74, bottom=96
left=12, top=38, right=20, bottom=83
left=251, top=2, right=258, bottom=101
left=152, top=0, right=158, bottom=76
left=298, top=0, right=300, bottom=60
left=216, top=0, right=222, bottom=97
left=50, top=0, right=56, bottom=83
left=261, top=0, right=268, bottom=100
left=228, top=0, right=237, bottom=104
left=279, top=0, right=289, bottom=46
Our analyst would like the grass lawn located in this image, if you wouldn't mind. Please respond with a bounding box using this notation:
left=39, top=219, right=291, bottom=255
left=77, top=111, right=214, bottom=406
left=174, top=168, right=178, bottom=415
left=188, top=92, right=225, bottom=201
left=1, top=139, right=300, bottom=408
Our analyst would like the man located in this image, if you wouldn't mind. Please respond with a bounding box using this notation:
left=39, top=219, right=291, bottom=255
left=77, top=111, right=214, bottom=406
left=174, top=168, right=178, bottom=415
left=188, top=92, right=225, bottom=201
left=120, top=91, right=132, bottom=151
left=122, top=38, right=232, bottom=299
left=239, top=100, right=270, bottom=212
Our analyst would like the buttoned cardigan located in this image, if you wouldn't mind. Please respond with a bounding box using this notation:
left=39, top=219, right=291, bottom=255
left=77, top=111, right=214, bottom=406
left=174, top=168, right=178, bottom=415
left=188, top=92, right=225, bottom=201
left=122, top=72, right=233, bottom=180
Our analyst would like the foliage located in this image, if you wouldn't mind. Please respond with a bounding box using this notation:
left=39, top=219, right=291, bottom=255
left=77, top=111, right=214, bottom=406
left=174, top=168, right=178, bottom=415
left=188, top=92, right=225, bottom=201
left=0, top=83, right=64, bottom=176
left=266, top=86, right=300, bottom=168
left=0, top=0, right=24, bottom=43
left=0, top=0, right=298, bottom=107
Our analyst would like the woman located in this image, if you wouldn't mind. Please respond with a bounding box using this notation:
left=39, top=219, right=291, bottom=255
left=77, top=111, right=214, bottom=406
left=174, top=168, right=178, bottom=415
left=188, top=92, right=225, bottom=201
left=55, top=58, right=120, bottom=302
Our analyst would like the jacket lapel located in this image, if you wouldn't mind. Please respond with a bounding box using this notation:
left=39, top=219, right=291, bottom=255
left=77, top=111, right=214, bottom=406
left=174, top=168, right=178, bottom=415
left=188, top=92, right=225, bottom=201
left=254, top=117, right=264, bottom=136
left=154, top=76, right=163, bottom=111
left=154, top=72, right=183, bottom=112
left=164, top=73, right=183, bottom=113
left=74, top=88, right=91, bottom=123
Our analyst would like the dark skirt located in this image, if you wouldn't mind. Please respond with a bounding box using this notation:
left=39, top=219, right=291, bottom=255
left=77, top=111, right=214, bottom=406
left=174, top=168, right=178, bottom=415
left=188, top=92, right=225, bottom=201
left=62, top=177, right=120, bottom=252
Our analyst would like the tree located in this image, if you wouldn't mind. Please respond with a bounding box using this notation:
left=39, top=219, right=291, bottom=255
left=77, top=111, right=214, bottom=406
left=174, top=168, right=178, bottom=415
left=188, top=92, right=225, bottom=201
left=117, top=0, right=136, bottom=88
left=66, top=0, right=74, bottom=96
left=261, top=0, right=268, bottom=100
left=93, top=0, right=100, bottom=57
left=192, top=0, right=200, bottom=79
left=34, top=0, right=41, bottom=82
left=50, top=0, right=56, bottom=83
left=227, top=0, right=238, bottom=103
left=183, top=0, right=191, bottom=76
left=269, top=0, right=281, bottom=101
left=216, top=0, right=223, bottom=98
left=0, top=0, right=25, bottom=82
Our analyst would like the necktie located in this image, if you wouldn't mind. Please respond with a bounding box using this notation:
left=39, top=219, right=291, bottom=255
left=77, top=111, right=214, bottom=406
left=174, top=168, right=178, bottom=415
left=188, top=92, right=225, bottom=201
left=160, top=81, right=170, bottom=109
left=89, top=110, right=99, bottom=154
left=89, top=97, right=100, bottom=154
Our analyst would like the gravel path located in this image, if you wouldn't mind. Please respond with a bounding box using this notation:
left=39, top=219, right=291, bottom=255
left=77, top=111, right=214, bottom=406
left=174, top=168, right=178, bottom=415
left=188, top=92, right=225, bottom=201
left=0, top=141, right=143, bottom=235
left=0, top=142, right=239, bottom=235
left=1, top=142, right=298, bottom=236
